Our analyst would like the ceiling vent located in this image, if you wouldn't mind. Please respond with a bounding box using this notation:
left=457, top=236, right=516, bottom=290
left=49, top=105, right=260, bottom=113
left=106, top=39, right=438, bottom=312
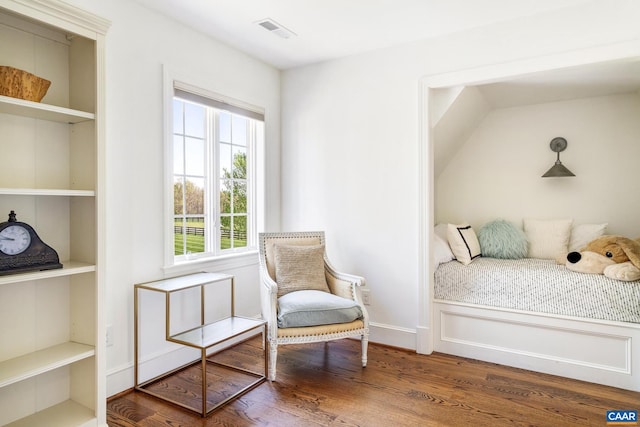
left=256, top=18, right=296, bottom=39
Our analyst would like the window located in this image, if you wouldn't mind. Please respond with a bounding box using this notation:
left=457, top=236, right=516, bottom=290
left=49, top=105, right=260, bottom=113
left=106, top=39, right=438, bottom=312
left=170, top=85, right=264, bottom=263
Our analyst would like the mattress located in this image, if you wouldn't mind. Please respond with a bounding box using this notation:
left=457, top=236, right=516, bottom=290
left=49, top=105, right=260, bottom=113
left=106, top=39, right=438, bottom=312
left=434, top=257, right=640, bottom=323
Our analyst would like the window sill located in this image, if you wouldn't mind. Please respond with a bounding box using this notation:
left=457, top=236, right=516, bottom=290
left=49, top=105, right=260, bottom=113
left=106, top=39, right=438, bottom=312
left=163, top=250, right=259, bottom=276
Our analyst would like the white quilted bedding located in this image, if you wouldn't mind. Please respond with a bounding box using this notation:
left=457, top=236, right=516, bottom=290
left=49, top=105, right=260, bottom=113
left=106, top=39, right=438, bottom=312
left=434, top=257, right=640, bottom=323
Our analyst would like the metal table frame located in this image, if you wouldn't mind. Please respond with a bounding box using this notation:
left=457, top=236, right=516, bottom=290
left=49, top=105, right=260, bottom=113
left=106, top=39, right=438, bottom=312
left=134, top=272, right=268, bottom=416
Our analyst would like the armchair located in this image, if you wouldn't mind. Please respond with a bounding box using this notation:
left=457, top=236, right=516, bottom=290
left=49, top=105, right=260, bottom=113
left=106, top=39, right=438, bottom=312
left=258, top=231, right=369, bottom=381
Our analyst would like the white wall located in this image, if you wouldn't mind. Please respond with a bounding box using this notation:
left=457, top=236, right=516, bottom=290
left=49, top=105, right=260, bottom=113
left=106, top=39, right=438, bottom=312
left=57, top=0, right=640, bottom=396
left=64, top=0, right=281, bottom=396
left=281, top=2, right=640, bottom=349
left=437, top=93, right=640, bottom=236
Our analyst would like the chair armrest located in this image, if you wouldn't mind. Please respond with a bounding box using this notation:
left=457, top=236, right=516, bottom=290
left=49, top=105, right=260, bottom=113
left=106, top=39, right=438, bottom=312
left=324, top=258, right=366, bottom=301
left=324, top=259, right=369, bottom=326
left=259, top=271, right=279, bottom=339
left=260, top=270, right=278, bottom=295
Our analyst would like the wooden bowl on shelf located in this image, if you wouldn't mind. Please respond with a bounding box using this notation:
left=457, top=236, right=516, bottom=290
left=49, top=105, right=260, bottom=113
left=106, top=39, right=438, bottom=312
left=0, top=66, right=51, bottom=102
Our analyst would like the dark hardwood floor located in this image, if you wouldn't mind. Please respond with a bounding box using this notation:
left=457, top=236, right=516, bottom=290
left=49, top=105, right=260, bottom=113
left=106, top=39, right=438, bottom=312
left=108, top=336, right=639, bottom=426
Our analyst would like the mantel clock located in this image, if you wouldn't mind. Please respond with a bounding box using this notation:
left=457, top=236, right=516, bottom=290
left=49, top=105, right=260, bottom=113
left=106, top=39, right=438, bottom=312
left=0, top=210, right=62, bottom=275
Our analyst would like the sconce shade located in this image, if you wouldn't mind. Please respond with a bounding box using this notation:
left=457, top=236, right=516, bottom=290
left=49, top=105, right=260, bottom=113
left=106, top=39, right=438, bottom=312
left=542, top=160, right=575, bottom=177
left=542, top=137, right=575, bottom=178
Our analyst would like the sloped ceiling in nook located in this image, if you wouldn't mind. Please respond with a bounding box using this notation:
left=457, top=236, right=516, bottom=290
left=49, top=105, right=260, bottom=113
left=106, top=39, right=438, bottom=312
left=477, top=59, right=640, bottom=108
left=432, top=87, right=491, bottom=178
left=432, top=57, right=640, bottom=177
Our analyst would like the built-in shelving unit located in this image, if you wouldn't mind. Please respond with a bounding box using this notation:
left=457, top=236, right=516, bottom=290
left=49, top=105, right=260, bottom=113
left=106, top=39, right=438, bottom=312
left=0, top=1, right=109, bottom=426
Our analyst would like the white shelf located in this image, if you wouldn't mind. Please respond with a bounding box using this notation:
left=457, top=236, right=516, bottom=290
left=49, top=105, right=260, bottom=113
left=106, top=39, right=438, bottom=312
left=4, top=400, right=95, bottom=427
left=0, top=95, right=94, bottom=123
left=0, top=342, right=95, bottom=388
left=0, top=188, right=95, bottom=197
left=0, top=261, right=95, bottom=286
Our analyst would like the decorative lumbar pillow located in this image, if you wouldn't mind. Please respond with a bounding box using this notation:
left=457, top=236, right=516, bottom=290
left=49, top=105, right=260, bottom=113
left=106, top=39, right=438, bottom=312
left=478, top=219, right=528, bottom=259
left=277, top=290, right=363, bottom=328
left=523, top=218, right=573, bottom=260
left=569, top=223, right=608, bottom=252
left=433, top=233, right=455, bottom=266
left=447, top=223, right=481, bottom=265
left=274, top=244, right=330, bottom=297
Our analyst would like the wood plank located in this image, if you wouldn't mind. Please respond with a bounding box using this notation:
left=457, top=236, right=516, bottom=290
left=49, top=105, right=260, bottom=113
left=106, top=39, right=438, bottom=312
left=108, top=337, right=640, bottom=426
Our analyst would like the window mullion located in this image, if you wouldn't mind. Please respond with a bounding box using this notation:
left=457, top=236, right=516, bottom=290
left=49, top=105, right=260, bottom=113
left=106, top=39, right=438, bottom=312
left=180, top=106, right=188, bottom=254
left=208, top=108, right=219, bottom=255
left=246, top=120, right=255, bottom=248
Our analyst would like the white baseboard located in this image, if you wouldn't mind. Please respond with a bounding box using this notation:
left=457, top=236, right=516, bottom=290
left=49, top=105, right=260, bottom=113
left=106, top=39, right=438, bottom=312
left=415, top=325, right=432, bottom=354
left=107, top=344, right=196, bottom=397
left=106, top=361, right=134, bottom=398
left=368, top=322, right=416, bottom=350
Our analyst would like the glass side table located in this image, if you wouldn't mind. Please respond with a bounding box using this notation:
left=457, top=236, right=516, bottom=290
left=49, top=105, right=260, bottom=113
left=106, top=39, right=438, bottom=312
left=134, top=272, right=267, bottom=416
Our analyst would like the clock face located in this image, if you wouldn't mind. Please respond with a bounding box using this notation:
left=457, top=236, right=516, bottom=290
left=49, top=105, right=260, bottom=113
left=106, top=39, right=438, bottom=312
left=0, top=225, right=32, bottom=255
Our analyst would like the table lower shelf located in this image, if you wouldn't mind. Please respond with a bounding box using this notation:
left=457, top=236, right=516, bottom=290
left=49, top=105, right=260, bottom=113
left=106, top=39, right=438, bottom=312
left=168, top=316, right=266, bottom=349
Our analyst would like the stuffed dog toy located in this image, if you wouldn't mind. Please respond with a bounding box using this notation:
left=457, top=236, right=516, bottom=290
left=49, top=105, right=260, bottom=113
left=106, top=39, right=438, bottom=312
left=565, top=235, right=640, bottom=281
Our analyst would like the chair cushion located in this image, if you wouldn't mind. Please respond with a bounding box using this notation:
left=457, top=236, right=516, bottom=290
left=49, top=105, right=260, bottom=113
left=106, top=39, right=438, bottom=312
left=274, top=243, right=330, bottom=297
left=277, top=290, right=364, bottom=328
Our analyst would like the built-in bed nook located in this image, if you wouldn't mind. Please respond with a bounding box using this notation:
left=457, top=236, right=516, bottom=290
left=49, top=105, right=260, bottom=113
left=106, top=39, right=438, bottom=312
left=422, top=52, right=640, bottom=392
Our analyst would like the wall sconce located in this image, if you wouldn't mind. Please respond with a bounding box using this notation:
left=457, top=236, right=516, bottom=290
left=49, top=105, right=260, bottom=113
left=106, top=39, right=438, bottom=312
left=542, top=137, right=575, bottom=177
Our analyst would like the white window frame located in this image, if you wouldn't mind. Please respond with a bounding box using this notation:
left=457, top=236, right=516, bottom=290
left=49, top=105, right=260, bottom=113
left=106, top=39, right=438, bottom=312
left=163, top=68, right=265, bottom=270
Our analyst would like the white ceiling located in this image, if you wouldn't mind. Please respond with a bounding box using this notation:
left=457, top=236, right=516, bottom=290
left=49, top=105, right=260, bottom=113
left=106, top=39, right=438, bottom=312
left=132, top=0, right=592, bottom=70
left=133, top=0, right=640, bottom=106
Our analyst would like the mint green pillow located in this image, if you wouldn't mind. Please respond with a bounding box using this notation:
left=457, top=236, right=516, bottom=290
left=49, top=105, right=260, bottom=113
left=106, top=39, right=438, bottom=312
left=478, top=219, right=528, bottom=259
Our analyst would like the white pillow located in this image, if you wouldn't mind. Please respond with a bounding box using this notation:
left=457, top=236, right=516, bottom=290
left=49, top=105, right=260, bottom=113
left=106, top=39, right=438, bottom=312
left=433, top=233, right=455, bottom=266
left=447, top=223, right=481, bottom=265
left=434, top=223, right=449, bottom=241
left=569, top=223, right=608, bottom=252
left=523, top=218, right=573, bottom=260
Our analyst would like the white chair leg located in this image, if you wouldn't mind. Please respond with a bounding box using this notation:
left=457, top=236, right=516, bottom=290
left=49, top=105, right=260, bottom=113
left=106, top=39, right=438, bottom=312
left=361, top=335, right=368, bottom=367
left=269, top=342, right=278, bottom=381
